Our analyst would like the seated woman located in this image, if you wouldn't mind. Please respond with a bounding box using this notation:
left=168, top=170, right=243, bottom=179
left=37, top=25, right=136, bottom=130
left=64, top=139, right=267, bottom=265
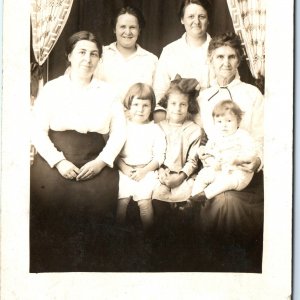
left=194, top=32, right=264, bottom=244
left=30, top=31, right=126, bottom=272
left=94, top=6, right=158, bottom=102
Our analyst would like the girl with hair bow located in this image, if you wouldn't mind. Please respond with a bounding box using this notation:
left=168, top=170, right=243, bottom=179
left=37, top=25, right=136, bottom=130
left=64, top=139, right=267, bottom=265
left=152, top=74, right=202, bottom=230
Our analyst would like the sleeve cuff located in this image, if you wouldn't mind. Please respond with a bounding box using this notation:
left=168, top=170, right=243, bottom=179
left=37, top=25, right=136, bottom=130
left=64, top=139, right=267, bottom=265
left=48, top=152, right=66, bottom=168
left=96, top=153, right=113, bottom=168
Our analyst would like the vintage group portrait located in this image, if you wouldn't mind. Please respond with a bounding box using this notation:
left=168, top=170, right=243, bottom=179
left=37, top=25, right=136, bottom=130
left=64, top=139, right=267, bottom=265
left=1, top=0, right=293, bottom=298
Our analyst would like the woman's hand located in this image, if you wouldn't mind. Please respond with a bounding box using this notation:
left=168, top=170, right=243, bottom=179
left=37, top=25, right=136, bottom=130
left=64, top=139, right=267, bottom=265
left=236, top=157, right=261, bottom=173
left=164, top=172, right=187, bottom=189
left=76, top=159, right=106, bottom=181
left=55, top=159, right=80, bottom=180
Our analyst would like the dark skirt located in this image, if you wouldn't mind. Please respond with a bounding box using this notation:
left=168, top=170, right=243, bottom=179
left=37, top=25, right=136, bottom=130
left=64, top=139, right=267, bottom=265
left=197, top=171, right=264, bottom=238
left=30, top=130, right=120, bottom=272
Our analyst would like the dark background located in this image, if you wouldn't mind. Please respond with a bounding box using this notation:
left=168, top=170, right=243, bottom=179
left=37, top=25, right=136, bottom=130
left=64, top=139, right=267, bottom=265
left=32, top=0, right=254, bottom=86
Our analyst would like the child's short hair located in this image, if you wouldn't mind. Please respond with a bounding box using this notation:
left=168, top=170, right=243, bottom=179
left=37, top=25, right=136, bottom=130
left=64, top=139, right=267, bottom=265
left=123, top=83, right=156, bottom=120
left=212, top=100, right=244, bottom=125
left=158, top=74, right=200, bottom=115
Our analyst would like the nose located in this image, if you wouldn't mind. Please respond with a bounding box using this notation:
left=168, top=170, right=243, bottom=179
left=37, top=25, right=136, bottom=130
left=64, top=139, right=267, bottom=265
left=84, top=52, right=91, bottom=62
left=223, top=56, right=230, bottom=66
left=125, top=27, right=131, bottom=34
left=175, top=104, right=181, bottom=112
left=194, top=17, right=199, bottom=24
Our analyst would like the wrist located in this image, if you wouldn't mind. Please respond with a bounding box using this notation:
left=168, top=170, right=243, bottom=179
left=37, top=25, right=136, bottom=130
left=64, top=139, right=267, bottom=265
left=54, top=159, right=66, bottom=168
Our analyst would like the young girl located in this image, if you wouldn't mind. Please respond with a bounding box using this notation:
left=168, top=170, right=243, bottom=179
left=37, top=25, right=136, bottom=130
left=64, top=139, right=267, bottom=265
left=152, top=74, right=202, bottom=215
left=189, top=100, right=257, bottom=206
left=116, top=83, right=166, bottom=230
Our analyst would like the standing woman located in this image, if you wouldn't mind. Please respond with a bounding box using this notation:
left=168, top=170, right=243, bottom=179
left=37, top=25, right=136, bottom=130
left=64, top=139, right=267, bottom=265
left=30, top=31, right=126, bottom=272
left=94, top=6, right=158, bottom=102
left=153, top=0, right=212, bottom=108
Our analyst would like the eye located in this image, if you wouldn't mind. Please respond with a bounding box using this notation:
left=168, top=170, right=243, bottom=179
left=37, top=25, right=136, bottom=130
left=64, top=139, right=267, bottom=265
left=199, top=15, right=207, bottom=20
left=91, top=52, right=99, bottom=57
left=217, top=55, right=224, bottom=59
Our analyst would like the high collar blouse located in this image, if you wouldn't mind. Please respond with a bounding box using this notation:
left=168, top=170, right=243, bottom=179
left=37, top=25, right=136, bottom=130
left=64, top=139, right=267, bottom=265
left=153, top=33, right=212, bottom=102
left=31, top=75, right=126, bottom=168
left=94, top=42, right=158, bottom=102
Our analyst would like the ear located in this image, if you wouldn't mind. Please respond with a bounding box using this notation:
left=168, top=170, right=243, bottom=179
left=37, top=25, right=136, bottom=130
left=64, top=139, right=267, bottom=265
left=67, top=53, right=71, bottom=62
left=181, top=18, right=184, bottom=25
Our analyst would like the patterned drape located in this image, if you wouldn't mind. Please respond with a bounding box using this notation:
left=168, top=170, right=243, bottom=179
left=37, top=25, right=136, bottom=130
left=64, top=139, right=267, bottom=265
left=226, top=0, right=266, bottom=80
left=30, top=0, right=73, bottom=100
left=31, top=0, right=73, bottom=65
left=30, top=0, right=73, bottom=163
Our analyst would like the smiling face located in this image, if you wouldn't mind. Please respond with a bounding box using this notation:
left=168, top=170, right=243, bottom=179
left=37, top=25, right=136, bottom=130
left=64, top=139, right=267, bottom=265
left=210, top=46, right=240, bottom=84
left=166, top=92, right=189, bottom=124
left=68, top=40, right=100, bottom=79
left=214, top=111, right=238, bottom=137
left=115, top=13, right=140, bottom=51
left=129, top=97, right=152, bottom=124
left=181, top=3, right=208, bottom=40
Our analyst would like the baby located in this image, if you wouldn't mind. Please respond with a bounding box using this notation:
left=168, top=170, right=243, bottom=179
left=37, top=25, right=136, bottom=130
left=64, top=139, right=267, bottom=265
left=189, top=100, right=257, bottom=205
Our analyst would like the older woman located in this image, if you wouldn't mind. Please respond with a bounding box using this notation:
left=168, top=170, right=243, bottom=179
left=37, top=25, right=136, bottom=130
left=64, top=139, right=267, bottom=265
left=194, top=32, right=264, bottom=248
left=153, top=0, right=212, bottom=107
left=30, top=31, right=126, bottom=272
left=94, top=6, right=158, bottom=102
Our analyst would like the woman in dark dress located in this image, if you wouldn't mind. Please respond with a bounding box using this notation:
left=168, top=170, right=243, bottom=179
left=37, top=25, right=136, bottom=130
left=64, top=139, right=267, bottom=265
left=30, top=31, right=126, bottom=272
left=192, top=33, right=264, bottom=272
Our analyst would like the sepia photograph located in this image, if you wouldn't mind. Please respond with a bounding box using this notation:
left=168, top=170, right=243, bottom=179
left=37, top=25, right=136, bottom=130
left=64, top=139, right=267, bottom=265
left=1, top=0, right=293, bottom=298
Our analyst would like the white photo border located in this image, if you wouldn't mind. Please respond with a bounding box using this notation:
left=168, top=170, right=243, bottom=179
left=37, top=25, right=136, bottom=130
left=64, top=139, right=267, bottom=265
left=1, top=1, right=293, bottom=299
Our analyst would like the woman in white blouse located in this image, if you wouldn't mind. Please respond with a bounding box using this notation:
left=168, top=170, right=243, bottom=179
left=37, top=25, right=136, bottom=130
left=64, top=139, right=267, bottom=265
left=153, top=0, right=212, bottom=122
left=94, top=6, right=158, bottom=102
left=30, top=31, right=126, bottom=272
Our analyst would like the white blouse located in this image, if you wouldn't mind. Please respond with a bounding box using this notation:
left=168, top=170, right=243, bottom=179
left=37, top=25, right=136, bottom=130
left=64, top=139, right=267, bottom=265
left=31, top=75, right=126, bottom=168
left=94, top=42, right=158, bottom=102
left=153, top=33, right=212, bottom=103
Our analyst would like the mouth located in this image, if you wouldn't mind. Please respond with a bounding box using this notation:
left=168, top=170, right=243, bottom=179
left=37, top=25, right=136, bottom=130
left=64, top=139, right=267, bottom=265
left=80, top=65, right=92, bottom=70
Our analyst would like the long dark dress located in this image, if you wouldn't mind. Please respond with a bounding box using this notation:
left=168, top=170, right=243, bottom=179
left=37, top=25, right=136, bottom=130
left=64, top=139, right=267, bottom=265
left=30, top=130, right=120, bottom=272
left=192, top=171, right=264, bottom=272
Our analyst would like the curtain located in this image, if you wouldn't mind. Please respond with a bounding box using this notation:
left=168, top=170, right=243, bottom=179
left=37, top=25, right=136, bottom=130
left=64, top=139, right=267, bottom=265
left=30, top=0, right=73, bottom=99
left=226, top=0, right=266, bottom=91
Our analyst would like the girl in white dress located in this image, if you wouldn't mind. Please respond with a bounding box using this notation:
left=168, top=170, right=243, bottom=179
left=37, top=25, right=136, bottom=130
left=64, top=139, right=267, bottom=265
left=116, top=83, right=166, bottom=230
